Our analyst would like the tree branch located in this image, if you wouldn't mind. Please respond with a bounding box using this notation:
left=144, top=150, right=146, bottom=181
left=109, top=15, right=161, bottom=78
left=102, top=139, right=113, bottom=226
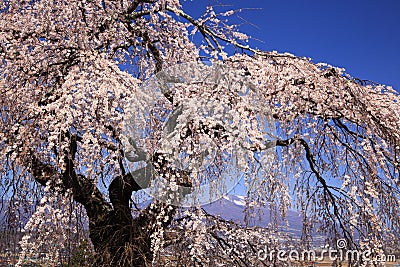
left=28, top=133, right=112, bottom=223
left=276, top=136, right=355, bottom=245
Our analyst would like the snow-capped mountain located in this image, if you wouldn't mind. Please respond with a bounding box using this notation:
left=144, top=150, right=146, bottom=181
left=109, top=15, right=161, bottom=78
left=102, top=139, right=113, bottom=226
left=203, top=194, right=304, bottom=237
left=203, top=194, right=328, bottom=245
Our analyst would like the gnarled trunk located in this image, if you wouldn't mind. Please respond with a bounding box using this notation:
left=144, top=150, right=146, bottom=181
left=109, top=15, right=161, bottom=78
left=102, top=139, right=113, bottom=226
left=29, top=136, right=173, bottom=266
left=88, top=174, right=166, bottom=267
left=88, top=209, right=153, bottom=266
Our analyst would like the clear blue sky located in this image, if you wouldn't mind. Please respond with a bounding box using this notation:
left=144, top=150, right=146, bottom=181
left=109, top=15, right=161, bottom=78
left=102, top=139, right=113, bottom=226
left=183, top=0, right=400, bottom=91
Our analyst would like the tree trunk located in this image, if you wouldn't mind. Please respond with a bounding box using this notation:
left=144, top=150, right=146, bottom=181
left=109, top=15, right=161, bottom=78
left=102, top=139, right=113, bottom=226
left=88, top=209, right=153, bottom=266
left=30, top=145, right=166, bottom=266
left=28, top=133, right=181, bottom=266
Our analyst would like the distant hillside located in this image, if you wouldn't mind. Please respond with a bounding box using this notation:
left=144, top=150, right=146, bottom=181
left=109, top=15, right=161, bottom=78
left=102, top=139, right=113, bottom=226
left=203, top=194, right=303, bottom=235
left=202, top=194, right=327, bottom=245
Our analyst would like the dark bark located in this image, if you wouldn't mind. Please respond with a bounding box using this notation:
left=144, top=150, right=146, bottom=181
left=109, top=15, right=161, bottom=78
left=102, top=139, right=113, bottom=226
left=86, top=193, right=176, bottom=266
left=30, top=158, right=162, bottom=266
left=88, top=206, right=153, bottom=266
left=29, top=143, right=159, bottom=266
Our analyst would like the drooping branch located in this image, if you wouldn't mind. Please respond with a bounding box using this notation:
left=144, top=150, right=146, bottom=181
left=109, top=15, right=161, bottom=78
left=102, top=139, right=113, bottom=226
left=275, top=136, right=358, bottom=245
left=28, top=132, right=112, bottom=222
left=119, top=11, right=164, bottom=73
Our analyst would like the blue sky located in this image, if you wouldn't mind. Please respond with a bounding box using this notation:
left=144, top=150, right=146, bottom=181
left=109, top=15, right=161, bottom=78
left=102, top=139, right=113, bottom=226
left=183, top=0, right=400, bottom=91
